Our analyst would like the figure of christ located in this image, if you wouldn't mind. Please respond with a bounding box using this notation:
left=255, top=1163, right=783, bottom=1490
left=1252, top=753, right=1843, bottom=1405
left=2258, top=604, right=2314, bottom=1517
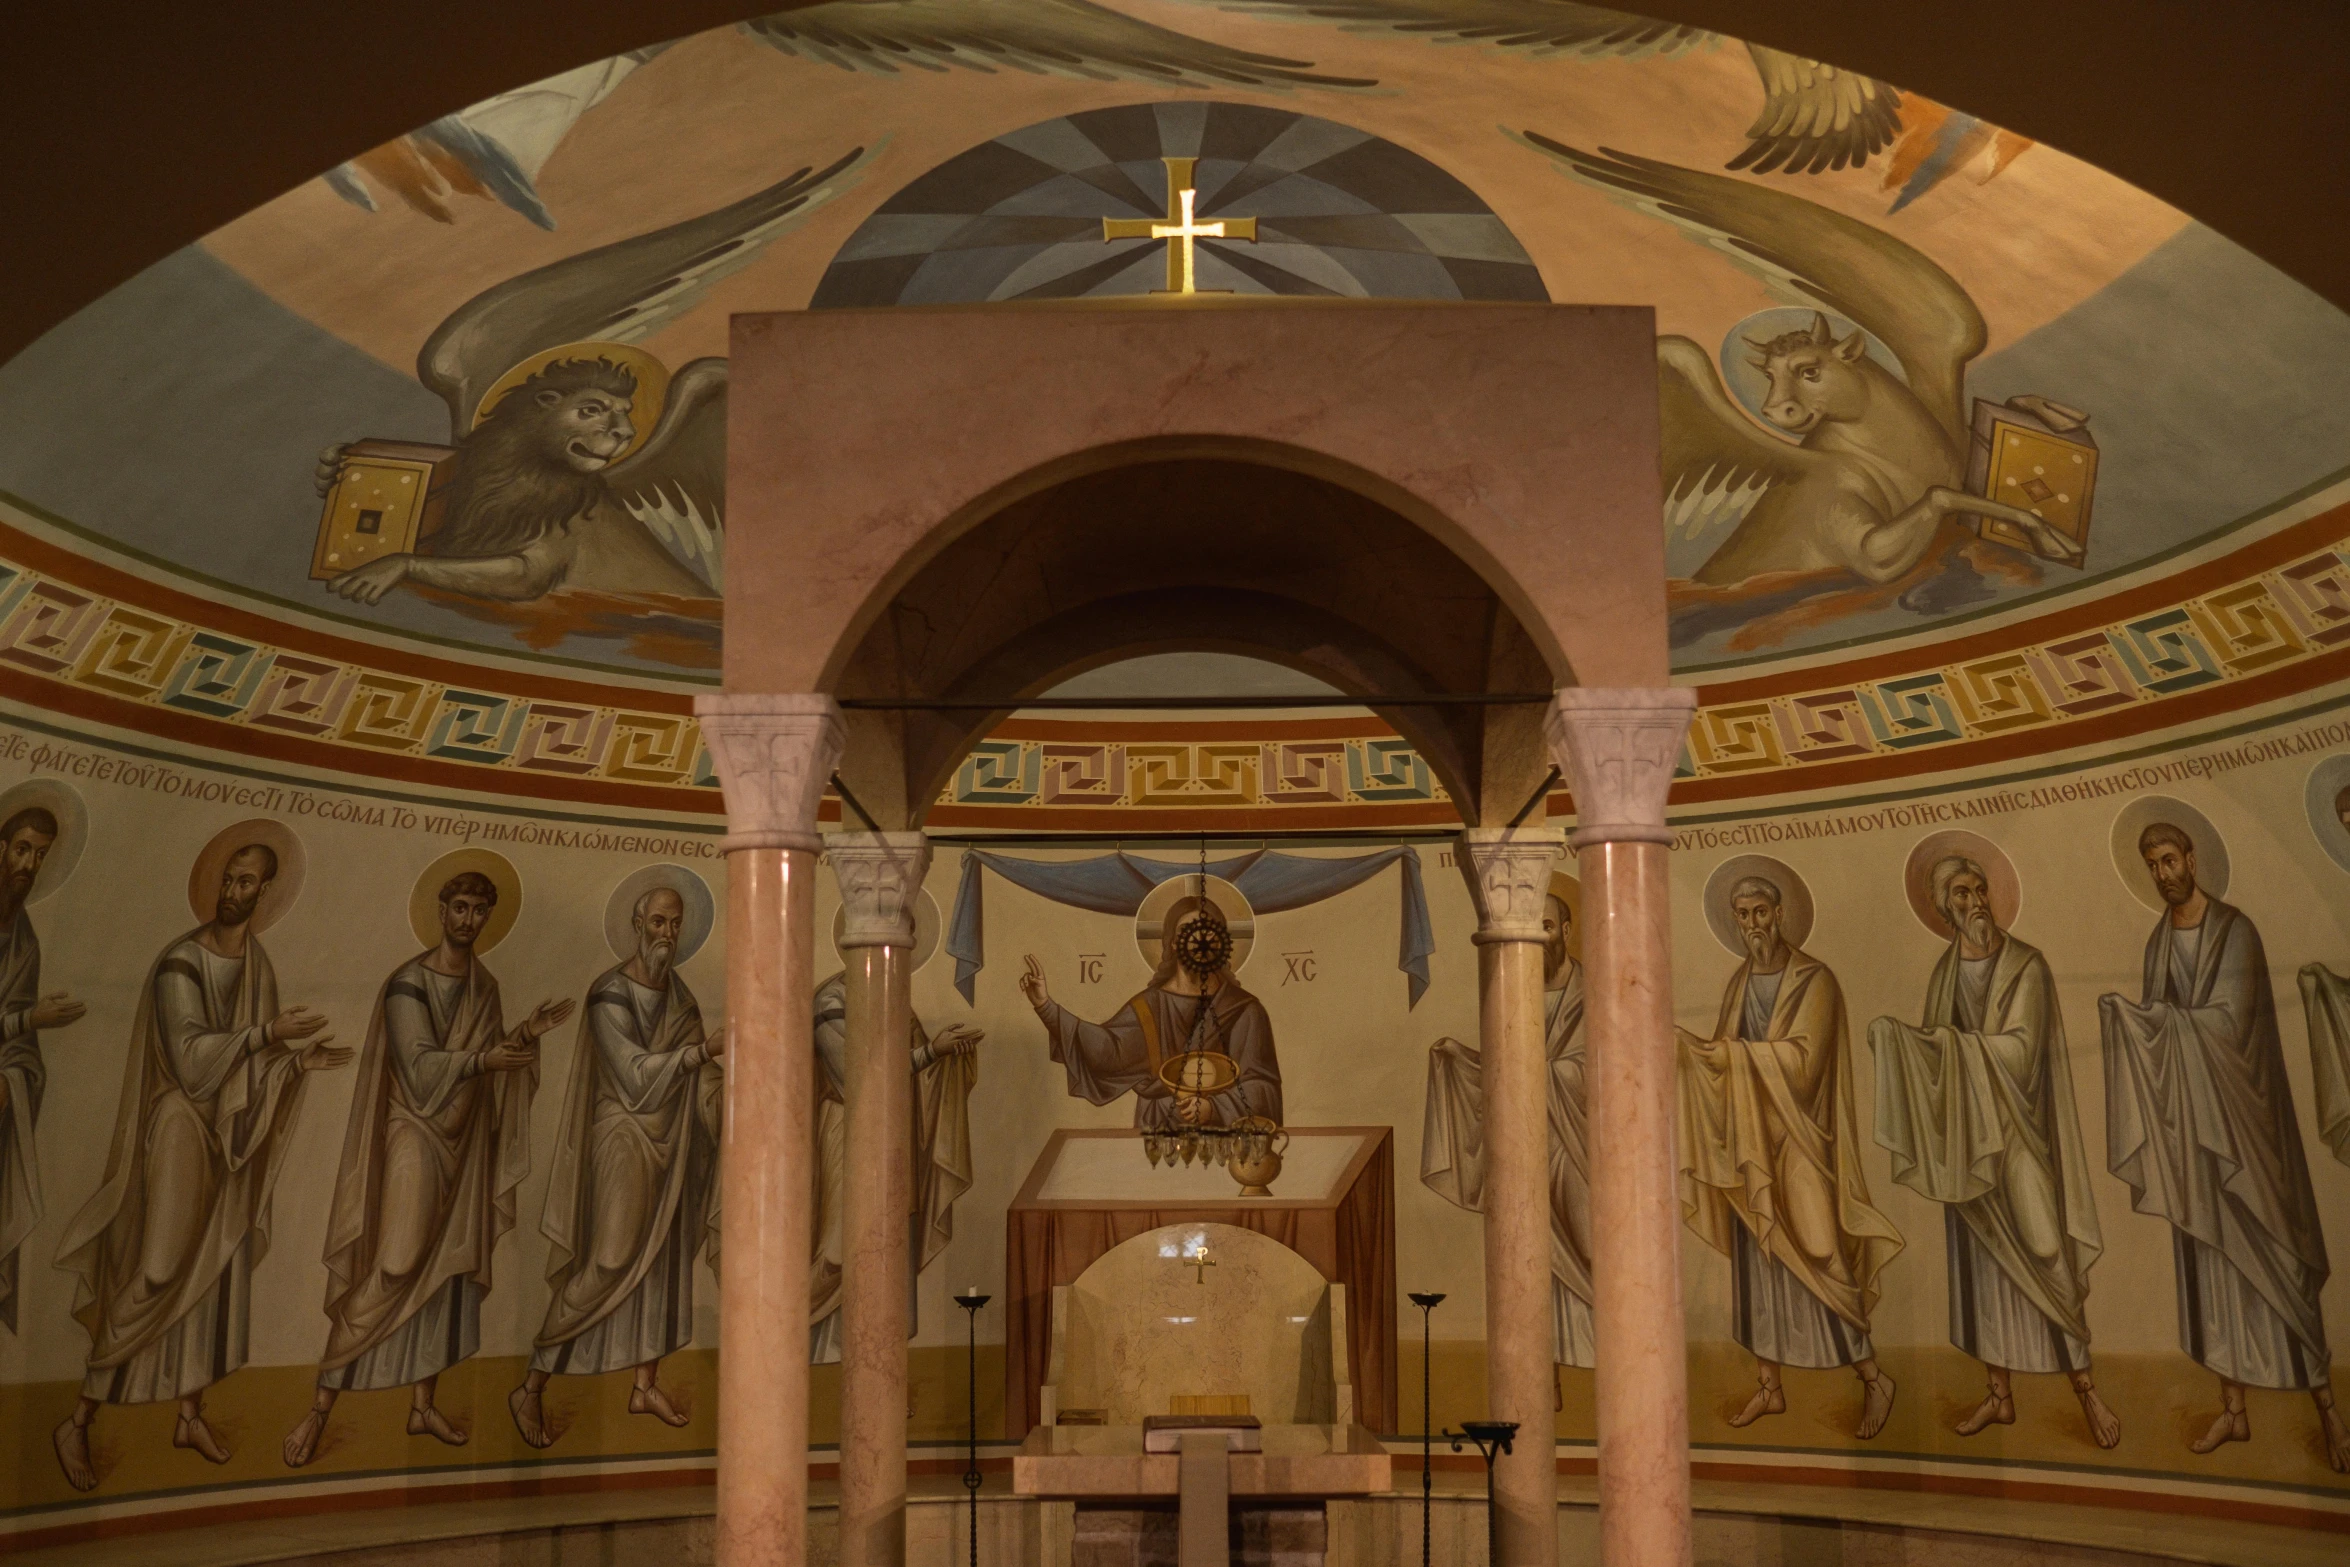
left=0, top=806, right=86, bottom=1334
left=510, top=887, right=720, bottom=1447
left=1018, top=896, right=1280, bottom=1131
left=52, top=844, right=349, bottom=1490
left=2099, top=824, right=2350, bottom=1471
left=1868, top=858, right=2120, bottom=1447
left=1422, top=892, right=1596, bottom=1368
left=808, top=973, right=980, bottom=1362
left=1678, top=876, right=1904, bottom=1438
left=281, top=872, right=573, bottom=1467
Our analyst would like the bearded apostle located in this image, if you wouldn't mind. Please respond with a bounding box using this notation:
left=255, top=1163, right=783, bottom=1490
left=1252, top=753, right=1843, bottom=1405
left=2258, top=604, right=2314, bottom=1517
left=52, top=838, right=347, bottom=1490
left=510, top=884, right=719, bottom=1447
left=281, top=870, right=572, bottom=1467
left=1678, top=873, right=1903, bottom=1438
left=1020, top=895, right=1280, bottom=1130
left=1869, top=856, right=2118, bottom=1447
left=0, top=802, right=85, bottom=1334
left=2100, top=823, right=2350, bottom=1471
left=1423, top=890, right=1595, bottom=1368
left=809, top=974, right=979, bottom=1362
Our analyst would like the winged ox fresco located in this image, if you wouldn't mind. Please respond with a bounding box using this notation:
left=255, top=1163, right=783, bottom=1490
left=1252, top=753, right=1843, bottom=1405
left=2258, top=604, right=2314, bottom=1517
left=1522, top=138, right=2090, bottom=650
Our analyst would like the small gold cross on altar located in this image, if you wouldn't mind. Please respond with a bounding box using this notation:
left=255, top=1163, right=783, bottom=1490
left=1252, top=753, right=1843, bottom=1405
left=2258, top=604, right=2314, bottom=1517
left=1102, top=156, right=1258, bottom=295
left=1183, top=1245, right=1217, bottom=1284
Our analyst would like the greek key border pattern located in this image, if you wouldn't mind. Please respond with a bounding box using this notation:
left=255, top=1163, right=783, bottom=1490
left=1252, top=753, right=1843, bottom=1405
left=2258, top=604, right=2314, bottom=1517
left=1, top=530, right=2347, bottom=811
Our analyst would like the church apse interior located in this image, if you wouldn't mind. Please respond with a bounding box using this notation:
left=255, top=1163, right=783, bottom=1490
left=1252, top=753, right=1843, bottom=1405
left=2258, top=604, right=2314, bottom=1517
left=2, top=6, right=2349, bottom=1567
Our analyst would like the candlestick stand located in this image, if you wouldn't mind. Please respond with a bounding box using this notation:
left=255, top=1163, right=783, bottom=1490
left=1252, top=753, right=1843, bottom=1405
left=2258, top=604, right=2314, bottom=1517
left=1447, top=1419, right=1517, bottom=1567
left=953, top=1292, right=991, bottom=1567
left=1407, top=1290, right=1445, bottom=1567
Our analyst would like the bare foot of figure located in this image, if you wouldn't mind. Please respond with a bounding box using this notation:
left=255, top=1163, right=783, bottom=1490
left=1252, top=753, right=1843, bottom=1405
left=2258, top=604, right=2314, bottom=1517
left=2189, top=1406, right=2249, bottom=1453
left=2075, top=1384, right=2122, bottom=1450
left=174, top=1413, right=231, bottom=1464
left=408, top=1405, right=468, bottom=1446
left=630, top=1382, right=689, bottom=1427
left=1856, top=1372, right=1897, bottom=1440
left=53, top=1417, right=96, bottom=1492
left=509, top=1385, right=552, bottom=1449
left=282, top=1409, right=329, bottom=1468
left=1954, top=1389, right=2014, bottom=1436
left=1726, top=1381, right=1785, bottom=1428
left=2318, top=1401, right=2350, bottom=1474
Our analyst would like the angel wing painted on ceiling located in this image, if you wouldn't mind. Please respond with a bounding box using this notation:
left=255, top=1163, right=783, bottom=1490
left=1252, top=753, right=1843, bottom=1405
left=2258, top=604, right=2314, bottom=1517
left=317, top=146, right=869, bottom=656
left=1516, top=136, right=2085, bottom=649
left=324, top=50, right=669, bottom=228
left=739, top=0, right=1376, bottom=87
left=1181, top=2, right=2028, bottom=202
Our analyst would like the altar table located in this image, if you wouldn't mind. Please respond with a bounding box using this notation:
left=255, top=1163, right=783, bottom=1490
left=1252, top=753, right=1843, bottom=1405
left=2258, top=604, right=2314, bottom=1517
left=1004, top=1126, right=1396, bottom=1437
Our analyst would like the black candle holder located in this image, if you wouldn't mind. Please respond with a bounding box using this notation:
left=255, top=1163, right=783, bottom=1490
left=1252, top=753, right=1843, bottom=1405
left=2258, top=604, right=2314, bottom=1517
left=1407, top=1291, right=1445, bottom=1567
left=1446, top=1419, right=1518, bottom=1567
left=953, top=1292, right=991, bottom=1567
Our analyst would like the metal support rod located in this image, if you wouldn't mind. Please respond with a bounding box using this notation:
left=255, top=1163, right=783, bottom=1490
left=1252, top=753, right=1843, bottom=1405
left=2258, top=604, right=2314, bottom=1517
left=1409, top=1292, right=1446, bottom=1567
left=829, top=771, right=880, bottom=832
left=915, top=829, right=1464, bottom=848
left=1506, top=766, right=1563, bottom=829
left=835, top=693, right=1553, bottom=712
left=955, top=1292, right=990, bottom=1567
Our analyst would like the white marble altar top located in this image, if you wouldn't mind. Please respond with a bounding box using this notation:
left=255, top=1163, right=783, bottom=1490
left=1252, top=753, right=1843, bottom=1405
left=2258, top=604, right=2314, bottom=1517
left=1035, top=1132, right=1365, bottom=1202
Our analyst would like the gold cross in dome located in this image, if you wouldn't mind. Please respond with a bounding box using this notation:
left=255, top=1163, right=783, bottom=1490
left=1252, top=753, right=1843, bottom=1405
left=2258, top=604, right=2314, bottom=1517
left=1183, top=1245, right=1218, bottom=1284
left=1102, top=157, right=1258, bottom=295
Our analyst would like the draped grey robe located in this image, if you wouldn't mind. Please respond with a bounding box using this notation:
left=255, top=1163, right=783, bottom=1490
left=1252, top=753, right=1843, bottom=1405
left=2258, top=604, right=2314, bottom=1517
left=1871, top=934, right=2102, bottom=1373
left=0, top=907, right=46, bottom=1333
left=2100, top=899, right=2332, bottom=1389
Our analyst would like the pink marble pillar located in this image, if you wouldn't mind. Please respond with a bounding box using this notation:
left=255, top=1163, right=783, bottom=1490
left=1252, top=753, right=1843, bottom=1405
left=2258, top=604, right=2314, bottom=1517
left=696, top=694, right=846, bottom=1567
left=1456, top=825, right=1566, bottom=1567
left=826, top=831, right=933, bottom=1567
left=1546, top=688, right=1699, bottom=1567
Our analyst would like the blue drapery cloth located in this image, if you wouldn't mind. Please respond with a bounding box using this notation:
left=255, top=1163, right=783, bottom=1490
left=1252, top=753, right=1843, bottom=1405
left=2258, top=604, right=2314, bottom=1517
left=947, top=848, right=1434, bottom=1007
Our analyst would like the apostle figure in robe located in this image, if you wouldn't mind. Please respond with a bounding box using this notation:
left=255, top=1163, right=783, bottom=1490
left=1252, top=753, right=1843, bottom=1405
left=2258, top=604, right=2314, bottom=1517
left=1678, top=874, right=1903, bottom=1438
left=281, top=870, right=573, bottom=1467
left=2100, top=822, right=2350, bottom=1471
left=1422, top=890, right=1595, bottom=1368
left=511, top=884, right=719, bottom=1448
left=0, top=804, right=86, bottom=1335
left=1019, top=895, right=1280, bottom=1130
left=52, top=840, right=347, bottom=1491
left=1868, top=856, right=2119, bottom=1447
left=808, top=972, right=980, bottom=1362
left=2300, top=780, right=2350, bottom=1172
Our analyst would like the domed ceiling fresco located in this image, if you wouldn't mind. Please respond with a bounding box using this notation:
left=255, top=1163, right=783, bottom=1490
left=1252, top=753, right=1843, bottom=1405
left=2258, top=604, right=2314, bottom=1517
left=1, top=0, right=2346, bottom=696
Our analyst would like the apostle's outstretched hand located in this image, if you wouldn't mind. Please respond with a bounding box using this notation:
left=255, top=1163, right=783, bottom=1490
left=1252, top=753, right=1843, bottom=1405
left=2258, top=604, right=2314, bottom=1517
left=480, top=1037, right=537, bottom=1073
left=296, top=1039, right=353, bottom=1073
left=29, top=990, right=85, bottom=1029
left=522, top=997, right=576, bottom=1041
left=1018, top=954, right=1049, bottom=1010
left=267, top=1004, right=331, bottom=1047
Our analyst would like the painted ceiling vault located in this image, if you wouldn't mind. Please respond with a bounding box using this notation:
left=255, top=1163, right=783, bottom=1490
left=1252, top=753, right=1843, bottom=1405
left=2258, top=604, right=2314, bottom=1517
left=1, top=0, right=2347, bottom=819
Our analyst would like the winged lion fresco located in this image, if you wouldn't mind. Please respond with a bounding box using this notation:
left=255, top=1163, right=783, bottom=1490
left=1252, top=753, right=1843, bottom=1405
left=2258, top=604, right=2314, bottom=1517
left=316, top=148, right=867, bottom=661
left=1520, top=137, right=2086, bottom=649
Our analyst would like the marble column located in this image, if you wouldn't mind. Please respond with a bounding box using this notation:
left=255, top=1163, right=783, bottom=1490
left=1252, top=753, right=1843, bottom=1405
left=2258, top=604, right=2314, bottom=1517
left=1456, top=824, right=1566, bottom=1567
left=826, top=830, right=933, bottom=1567
left=1545, top=688, right=1699, bottom=1567
left=696, top=693, right=846, bottom=1567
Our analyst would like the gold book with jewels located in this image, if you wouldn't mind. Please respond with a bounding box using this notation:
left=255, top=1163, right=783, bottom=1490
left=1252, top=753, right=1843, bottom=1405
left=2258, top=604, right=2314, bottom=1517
left=310, top=439, right=455, bottom=581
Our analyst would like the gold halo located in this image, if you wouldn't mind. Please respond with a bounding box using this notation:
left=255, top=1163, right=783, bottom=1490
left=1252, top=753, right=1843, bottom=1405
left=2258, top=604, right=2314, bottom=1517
left=0, top=780, right=88, bottom=905
left=1701, top=853, right=1814, bottom=956
left=1902, top=830, right=2021, bottom=939
left=2304, top=754, right=2350, bottom=875
left=831, top=887, right=942, bottom=972
left=604, top=863, right=715, bottom=963
left=1547, top=872, right=1583, bottom=968
left=2110, top=795, right=2230, bottom=913
left=186, top=819, right=307, bottom=935
left=471, top=341, right=669, bottom=461
left=1136, top=873, right=1255, bottom=975
left=408, top=849, right=523, bottom=955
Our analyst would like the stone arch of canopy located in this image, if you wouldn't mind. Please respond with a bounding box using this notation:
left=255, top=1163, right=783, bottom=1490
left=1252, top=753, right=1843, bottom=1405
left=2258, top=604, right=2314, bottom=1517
left=721, top=301, right=1670, bottom=826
